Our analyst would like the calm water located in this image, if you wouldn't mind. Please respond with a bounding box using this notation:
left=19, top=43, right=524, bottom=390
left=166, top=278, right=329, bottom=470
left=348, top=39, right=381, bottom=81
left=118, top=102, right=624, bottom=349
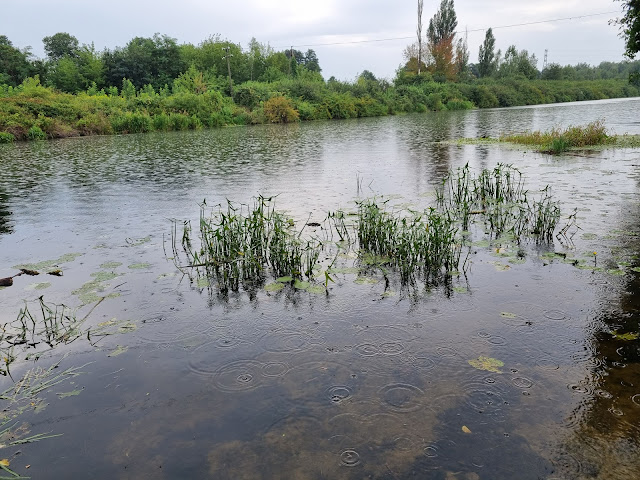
left=1, top=98, right=640, bottom=479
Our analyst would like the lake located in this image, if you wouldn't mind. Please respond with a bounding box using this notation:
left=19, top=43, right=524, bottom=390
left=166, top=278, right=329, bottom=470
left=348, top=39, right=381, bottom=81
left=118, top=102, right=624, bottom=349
left=1, top=98, right=640, bottom=479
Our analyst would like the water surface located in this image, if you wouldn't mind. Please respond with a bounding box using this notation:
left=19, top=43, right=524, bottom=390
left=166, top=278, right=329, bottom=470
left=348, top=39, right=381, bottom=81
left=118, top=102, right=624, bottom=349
left=1, top=98, right=640, bottom=479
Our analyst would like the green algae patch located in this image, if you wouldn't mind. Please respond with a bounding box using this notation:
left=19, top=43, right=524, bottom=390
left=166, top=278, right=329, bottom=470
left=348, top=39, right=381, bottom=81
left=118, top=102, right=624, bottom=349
left=25, top=282, right=52, bottom=291
left=264, top=282, right=285, bottom=292
left=354, top=276, right=380, bottom=285
left=57, top=388, right=83, bottom=399
left=293, top=280, right=310, bottom=290
left=108, top=345, right=129, bottom=357
left=468, top=356, right=504, bottom=373
left=128, top=262, right=152, bottom=270
left=489, top=262, right=511, bottom=272
left=13, top=252, right=83, bottom=273
left=90, top=271, right=120, bottom=282
left=306, top=285, right=326, bottom=295
left=328, top=267, right=360, bottom=275
left=100, top=262, right=123, bottom=269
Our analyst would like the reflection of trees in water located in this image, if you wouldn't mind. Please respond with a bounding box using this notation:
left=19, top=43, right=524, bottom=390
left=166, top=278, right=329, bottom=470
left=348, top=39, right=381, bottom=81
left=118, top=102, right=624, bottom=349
left=559, top=200, right=640, bottom=478
left=398, top=112, right=465, bottom=190
left=0, top=189, right=12, bottom=234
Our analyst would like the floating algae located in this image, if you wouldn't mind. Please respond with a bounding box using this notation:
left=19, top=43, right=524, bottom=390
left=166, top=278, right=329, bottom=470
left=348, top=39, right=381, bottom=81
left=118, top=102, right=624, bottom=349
left=468, top=356, right=504, bottom=373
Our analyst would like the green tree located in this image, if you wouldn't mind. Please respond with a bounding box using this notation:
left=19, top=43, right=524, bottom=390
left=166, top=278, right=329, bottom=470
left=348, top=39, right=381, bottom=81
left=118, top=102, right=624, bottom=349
left=616, top=0, right=640, bottom=58
left=477, top=28, right=496, bottom=77
left=0, top=35, right=33, bottom=86
left=103, top=34, right=185, bottom=90
left=455, top=32, right=470, bottom=79
left=497, top=45, right=538, bottom=79
left=426, top=0, right=458, bottom=80
left=303, top=49, right=321, bottom=73
left=48, top=56, right=82, bottom=92
left=426, top=0, right=457, bottom=45
left=43, top=32, right=79, bottom=61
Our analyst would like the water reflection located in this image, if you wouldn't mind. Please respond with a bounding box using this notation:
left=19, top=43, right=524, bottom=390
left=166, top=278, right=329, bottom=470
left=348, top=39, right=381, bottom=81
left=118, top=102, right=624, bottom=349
left=0, top=188, right=12, bottom=234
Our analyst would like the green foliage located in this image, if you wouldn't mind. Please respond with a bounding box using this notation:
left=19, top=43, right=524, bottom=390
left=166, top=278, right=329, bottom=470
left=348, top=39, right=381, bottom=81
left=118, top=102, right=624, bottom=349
left=27, top=125, right=46, bottom=140
left=0, top=35, right=34, bottom=86
left=121, top=78, right=136, bottom=99
left=618, top=0, right=640, bottom=58
left=477, top=28, right=496, bottom=78
left=427, top=0, right=457, bottom=45
left=0, top=132, right=15, bottom=143
left=42, top=33, right=79, bottom=61
left=501, top=120, right=614, bottom=153
left=263, top=96, right=299, bottom=123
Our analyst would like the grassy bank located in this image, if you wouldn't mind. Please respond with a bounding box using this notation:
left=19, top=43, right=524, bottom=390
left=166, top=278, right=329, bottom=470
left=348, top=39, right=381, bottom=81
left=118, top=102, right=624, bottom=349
left=1, top=76, right=639, bottom=143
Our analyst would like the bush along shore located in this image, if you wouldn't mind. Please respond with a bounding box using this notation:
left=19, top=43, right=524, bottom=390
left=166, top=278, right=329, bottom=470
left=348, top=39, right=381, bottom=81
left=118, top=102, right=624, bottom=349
left=1, top=74, right=639, bottom=143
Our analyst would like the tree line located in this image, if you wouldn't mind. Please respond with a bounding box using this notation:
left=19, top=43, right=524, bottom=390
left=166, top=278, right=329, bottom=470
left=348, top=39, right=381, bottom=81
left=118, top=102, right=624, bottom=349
left=0, top=1, right=639, bottom=143
left=0, top=33, right=321, bottom=93
left=401, top=0, right=640, bottom=84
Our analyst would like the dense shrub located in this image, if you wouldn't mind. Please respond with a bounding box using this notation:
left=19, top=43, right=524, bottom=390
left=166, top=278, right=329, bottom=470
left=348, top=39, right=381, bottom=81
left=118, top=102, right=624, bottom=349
left=263, top=96, right=299, bottom=123
left=0, top=132, right=15, bottom=143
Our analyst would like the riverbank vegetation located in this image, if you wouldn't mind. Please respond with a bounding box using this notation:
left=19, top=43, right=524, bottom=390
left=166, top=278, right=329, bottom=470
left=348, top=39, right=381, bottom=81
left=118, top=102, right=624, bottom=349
left=1, top=0, right=640, bottom=143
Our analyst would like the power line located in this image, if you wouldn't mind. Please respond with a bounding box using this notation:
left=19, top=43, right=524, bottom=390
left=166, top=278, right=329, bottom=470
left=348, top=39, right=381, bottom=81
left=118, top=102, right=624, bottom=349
left=278, top=11, right=619, bottom=49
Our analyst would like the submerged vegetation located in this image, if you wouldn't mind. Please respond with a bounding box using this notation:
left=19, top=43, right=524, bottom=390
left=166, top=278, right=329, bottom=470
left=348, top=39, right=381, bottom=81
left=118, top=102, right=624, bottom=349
left=175, top=164, right=562, bottom=296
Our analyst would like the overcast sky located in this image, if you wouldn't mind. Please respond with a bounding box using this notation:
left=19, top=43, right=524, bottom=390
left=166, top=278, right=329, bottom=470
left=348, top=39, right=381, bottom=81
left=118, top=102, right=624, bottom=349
left=1, top=0, right=629, bottom=80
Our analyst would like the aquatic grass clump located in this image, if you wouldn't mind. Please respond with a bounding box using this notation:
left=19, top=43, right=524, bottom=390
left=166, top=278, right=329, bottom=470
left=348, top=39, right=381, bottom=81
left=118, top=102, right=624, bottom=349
left=439, top=163, right=561, bottom=242
left=357, top=200, right=463, bottom=285
left=179, top=196, right=322, bottom=294
left=500, top=120, right=614, bottom=153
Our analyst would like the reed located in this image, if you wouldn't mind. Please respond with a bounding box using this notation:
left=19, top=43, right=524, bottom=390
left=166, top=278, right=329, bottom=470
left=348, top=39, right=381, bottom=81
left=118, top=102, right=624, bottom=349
left=356, top=200, right=462, bottom=285
left=180, top=196, right=323, bottom=295
left=438, top=163, right=560, bottom=242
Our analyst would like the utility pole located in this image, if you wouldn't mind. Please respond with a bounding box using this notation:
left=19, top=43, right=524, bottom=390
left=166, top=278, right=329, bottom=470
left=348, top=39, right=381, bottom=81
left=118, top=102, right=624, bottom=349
left=223, top=45, right=233, bottom=98
left=543, top=49, right=548, bottom=70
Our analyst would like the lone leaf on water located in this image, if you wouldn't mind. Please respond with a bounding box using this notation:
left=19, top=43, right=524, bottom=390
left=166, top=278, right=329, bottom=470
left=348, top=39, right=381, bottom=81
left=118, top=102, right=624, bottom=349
left=611, top=331, right=639, bottom=341
left=57, top=388, right=83, bottom=399
left=0, top=459, right=9, bottom=467
left=462, top=426, right=472, bottom=434
left=468, top=356, right=504, bottom=373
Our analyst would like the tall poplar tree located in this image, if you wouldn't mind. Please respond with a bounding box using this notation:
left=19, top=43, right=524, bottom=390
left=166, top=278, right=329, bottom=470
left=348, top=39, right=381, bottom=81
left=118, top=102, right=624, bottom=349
left=477, top=28, right=496, bottom=78
left=426, top=0, right=458, bottom=80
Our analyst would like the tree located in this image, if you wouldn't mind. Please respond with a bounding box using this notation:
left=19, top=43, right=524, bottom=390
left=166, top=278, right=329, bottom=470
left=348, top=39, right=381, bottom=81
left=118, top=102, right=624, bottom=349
left=426, top=0, right=458, bottom=80
left=303, top=49, right=321, bottom=73
left=417, top=0, right=424, bottom=74
left=43, top=33, right=79, bottom=61
left=426, top=0, right=457, bottom=45
left=455, top=31, right=470, bottom=79
left=497, top=45, right=538, bottom=79
left=477, top=28, right=496, bottom=77
left=616, top=0, right=640, bottom=58
left=0, top=35, right=33, bottom=86
left=103, top=34, right=185, bottom=90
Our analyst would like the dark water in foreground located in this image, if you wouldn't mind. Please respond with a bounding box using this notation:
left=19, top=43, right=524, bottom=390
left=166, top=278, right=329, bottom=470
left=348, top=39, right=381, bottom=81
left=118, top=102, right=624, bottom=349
left=0, top=98, right=640, bottom=479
